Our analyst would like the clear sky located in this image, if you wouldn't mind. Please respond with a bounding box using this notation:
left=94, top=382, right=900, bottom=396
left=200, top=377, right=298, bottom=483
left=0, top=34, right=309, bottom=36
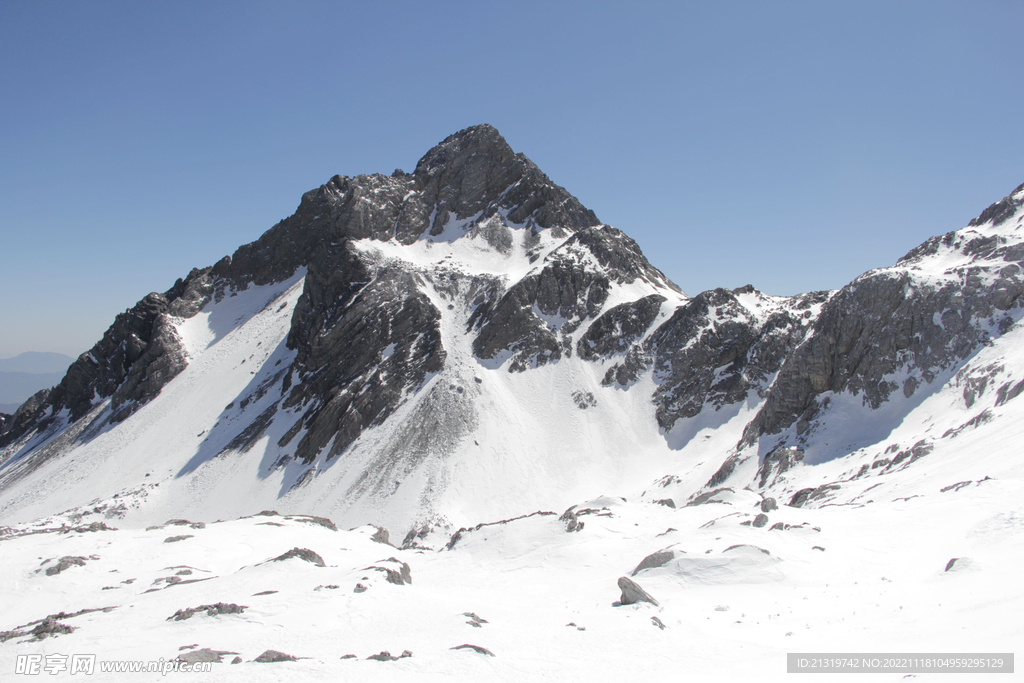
left=1, top=0, right=1022, bottom=359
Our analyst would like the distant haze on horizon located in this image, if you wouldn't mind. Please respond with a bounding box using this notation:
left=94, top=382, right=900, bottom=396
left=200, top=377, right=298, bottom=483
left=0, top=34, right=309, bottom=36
left=2, top=0, right=1022, bottom=359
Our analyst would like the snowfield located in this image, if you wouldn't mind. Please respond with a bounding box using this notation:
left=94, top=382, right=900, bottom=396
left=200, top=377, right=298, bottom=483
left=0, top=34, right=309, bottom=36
left=1, top=450, right=1020, bottom=681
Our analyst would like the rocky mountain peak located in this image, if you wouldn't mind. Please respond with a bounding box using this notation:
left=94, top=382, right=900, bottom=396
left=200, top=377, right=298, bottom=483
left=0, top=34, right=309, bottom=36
left=411, top=123, right=599, bottom=235
left=413, top=124, right=513, bottom=178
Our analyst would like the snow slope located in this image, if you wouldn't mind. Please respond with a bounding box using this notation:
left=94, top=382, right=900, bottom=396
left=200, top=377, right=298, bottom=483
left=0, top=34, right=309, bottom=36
left=1, top=437, right=1019, bottom=682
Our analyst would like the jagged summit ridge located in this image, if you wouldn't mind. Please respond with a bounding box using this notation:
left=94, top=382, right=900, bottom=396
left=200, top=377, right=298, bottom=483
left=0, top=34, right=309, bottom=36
left=413, top=124, right=600, bottom=235
left=213, top=124, right=600, bottom=290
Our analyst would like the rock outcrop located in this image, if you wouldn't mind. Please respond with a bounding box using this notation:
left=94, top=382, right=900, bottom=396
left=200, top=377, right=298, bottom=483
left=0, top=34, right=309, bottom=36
left=617, top=576, right=659, bottom=606
left=741, top=183, right=1024, bottom=455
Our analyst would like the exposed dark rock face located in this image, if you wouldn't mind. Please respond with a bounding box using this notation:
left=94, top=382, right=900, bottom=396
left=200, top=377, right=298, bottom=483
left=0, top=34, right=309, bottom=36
left=282, top=253, right=446, bottom=464
left=414, top=124, right=599, bottom=235
left=968, top=181, right=1024, bottom=228
left=0, top=268, right=216, bottom=451
left=743, top=192, right=1024, bottom=451
left=756, top=447, right=804, bottom=488
left=577, top=294, right=666, bottom=361
left=471, top=226, right=678, bottom=372
left=706, top=457, right=741, bottom=489
left=601, top=288, right=828, bottom=430
left=0, top=124, right=604, bottom=471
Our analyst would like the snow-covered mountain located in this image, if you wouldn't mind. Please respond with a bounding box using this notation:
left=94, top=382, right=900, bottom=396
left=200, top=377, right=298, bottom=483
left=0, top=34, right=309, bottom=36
left=1, top=126, right=1023, bottom=530
left=0, top=126, right=1022, bottom=680
left=0, top=125, right=825, bottom=532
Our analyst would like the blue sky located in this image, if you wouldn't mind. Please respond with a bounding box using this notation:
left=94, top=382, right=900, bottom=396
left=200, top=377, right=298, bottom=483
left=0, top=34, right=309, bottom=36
left=1, top=0, right=1022, bottom=358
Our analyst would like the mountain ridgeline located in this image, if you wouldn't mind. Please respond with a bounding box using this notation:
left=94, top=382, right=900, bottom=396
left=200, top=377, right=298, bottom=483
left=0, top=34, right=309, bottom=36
left=1, top=125, right=1022, bottom=532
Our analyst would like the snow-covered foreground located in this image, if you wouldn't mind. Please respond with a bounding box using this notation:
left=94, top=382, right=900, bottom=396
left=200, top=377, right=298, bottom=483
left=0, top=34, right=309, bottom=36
left=2, top=453, right=1020, bottom=682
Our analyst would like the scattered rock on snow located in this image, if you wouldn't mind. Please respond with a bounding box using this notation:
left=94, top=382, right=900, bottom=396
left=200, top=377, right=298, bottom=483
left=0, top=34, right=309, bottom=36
left=285, top=514, right=337, bottom=531
left=177, top=648, right=238, bottom=664
left=168, top=603, right=247, bottom=621
left=30, top=617, right=76, bottom=640
left=760, top=497, right=778, bottom=512
left=269, top=547, right=325, bottom=566
left=788, top=488, right=816, bottom=507
left=367, top=650, right=412, bottom=661
left=617, top=576, right=659, bottom=606
left=560, top=506, right=585, bottom=532
left=686, top=487, right=734, bottom=507
left=255, top=650, right=299, bottom=663
left=164, top=535, right=193, bottom=543
left=45, top=556, right=88, bottom=576
left=370, top=526, right=393, bottom=545
left=451, top=644, right=495, bottom=656
left=366, top=558, right=412, bottom=585
left=651, top=616, right=667, bottom=630
left=631, top=550, right=675, bottom=576
left=70, top=521, right=116, bottom=533
left=944, top=557, right=973, bottom=572
left=464, top=612, right=488, bottom=627
left=753, top=513, right=769, bottom=528
left=723, top=544, right=770, bottom=555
